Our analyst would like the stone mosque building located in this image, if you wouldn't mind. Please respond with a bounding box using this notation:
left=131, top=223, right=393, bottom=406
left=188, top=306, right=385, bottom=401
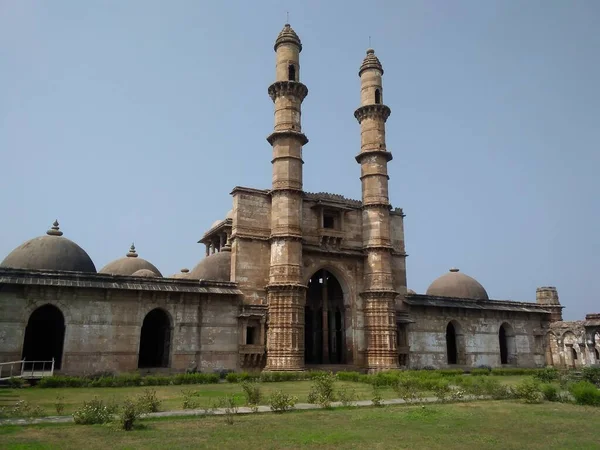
left=0, top=24, right=598, bottom=375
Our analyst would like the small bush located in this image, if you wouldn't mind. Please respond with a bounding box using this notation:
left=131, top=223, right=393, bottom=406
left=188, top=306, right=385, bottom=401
left=137, top=388, right=161, bottom=413
left=216, top=396, right=239, bottom=425
left=1, top=400, right=44, bottom=418
left=241, top=381, right=262, bottom=407
left=581, top=367, right=600, bottom=387
left=268, top=390, right=297, bottom=413
left=450, top=388, right=465, bottom=402
left=569, top=381, right=600, bottom=406
left=307, top=372, right=337, bottom=408
left=73, top=398, right=113, bottom=425
left=540, top=383, right=559, bottom=402
left=432, top=380, right=452, bottom=403
left=470, top=368, right=491, bottom=376
left=337, top=371, right=361, bottom=382
left=181, top=389, right=200, bottom=410
left=534, top=367, right=559, bottom=383
left=119, top=398, right=140, bottom=431
left=514, top=378, right=543, bottom=404
left=337, top=385, right=357, bottom=406
left=371, top=385, right=384, bottom=407
left=7, top=377, right=25, bottom=388
left=55, top=395, right=65, bottom=415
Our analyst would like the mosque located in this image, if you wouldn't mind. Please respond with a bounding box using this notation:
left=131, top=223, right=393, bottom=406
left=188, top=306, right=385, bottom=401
left=0, top=24, right=598, bottom=375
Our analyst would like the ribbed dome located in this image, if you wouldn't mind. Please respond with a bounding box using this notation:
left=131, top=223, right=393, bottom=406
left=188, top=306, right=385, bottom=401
left=426, top=268, right=489, bottom=300
left=170, top=268, right=190, bottom=279
left=0, top=221, right=97, bottom=273
left=359, top=48, right=383, bottom=76
left=188, top=250, right=231, bottom=281
left=274, top=23, right=302, bottom=51
left=132, top=269, right=158, bottom=278
left=99, top=244, right=162, bottom=277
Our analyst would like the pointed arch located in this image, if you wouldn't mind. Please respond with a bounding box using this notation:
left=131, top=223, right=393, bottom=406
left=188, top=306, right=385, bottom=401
left=138, top=308, right=172, bottom=368
left=446, top=320, right=465, bottom=365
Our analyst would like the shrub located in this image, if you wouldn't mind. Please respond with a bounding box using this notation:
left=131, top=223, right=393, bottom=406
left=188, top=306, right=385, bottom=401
left=450, top=388, right=465, bottom=402
left=73, top=398, right=113, bottom=425
left=307, top=372, right=337, bottom=408
left=371, top=385, right=384, bottom=407
left=137, top=388, right=161, bottom=413
left=119, top=398, right=140, bottom=431
left=2, top=400, right=44, bottom=418
left=470, top=368, right=491, bottom=376
left=336, top=371, right=361, bottom=382
left=514, top=378, right=543, bottom=404
left=394, top=378, right=423, bottom=403
left=569, top=381, right=600, bottom=406
left=7, top=377, right=25, bottom=388
left=540, top=383, right=559, bottom=402
left=268, top=390, right=297, bottom=413
left=581, top=367, right=600, bottom=387
left=337, top=385, right=357, bottom=407
left=55, top=395, right=65, bottom=415
left=534, top=367, right=559, bottom=383
left=216, top=395, right=239, bottom=425
left=181, top=389, right=200, bottom=410
left=241, top=381, right=262, bottom=407
left=432, top=380, right=451, bottom=403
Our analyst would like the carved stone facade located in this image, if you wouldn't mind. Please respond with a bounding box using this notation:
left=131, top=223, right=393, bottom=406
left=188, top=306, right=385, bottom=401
left=0, top=23, right=596, bottom=376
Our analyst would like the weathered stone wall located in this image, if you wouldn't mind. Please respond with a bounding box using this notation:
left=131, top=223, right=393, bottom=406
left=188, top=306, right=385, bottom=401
left=0, top=284, right=239, bottom=375
left=547, top=321, right=600, bottom=368
left=390, top=210, right=407, bottom=305
left=407, top=305, right=547, bottom=368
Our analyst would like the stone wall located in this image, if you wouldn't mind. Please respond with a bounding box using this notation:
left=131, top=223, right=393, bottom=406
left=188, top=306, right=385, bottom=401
left=0, top=283, right=239, bottom=375
left=547, top=320, right=600, bottom=368
left=407, top=305, right=547, bottom=368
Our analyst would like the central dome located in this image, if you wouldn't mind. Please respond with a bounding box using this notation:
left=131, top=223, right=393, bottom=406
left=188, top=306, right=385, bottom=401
left=99, top=244, right=162, bottom=277
left=426, top=268, right=489, bottom=300
left=0, top=221, right=96, bottom=273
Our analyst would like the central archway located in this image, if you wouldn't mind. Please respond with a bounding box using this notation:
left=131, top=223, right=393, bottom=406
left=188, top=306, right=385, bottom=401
left=22, top=304, right=66, bottom=370
left=305, top=269, right=345, bottom=365
left=138, top=308, right=171, bottom=368
left=499, top=322, right=516, bottom=365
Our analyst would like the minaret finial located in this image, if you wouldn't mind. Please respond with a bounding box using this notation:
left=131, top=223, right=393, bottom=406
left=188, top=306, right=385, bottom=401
left=47, top=219, right=63, bottom=236
left=286, top=11, right=289, bottom=23
left=369, top=35, right=371, bottom=47
left=127, top=243, right=138, bottom=258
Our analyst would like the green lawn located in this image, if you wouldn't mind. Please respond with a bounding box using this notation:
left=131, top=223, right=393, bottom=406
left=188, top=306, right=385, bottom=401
left=1, top=401, right=598, bottom=449
left=3, top=381, right=400, bottom=416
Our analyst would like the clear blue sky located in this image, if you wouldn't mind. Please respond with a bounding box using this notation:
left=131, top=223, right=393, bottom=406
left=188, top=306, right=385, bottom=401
left=1, top=1, right=598, bottom=320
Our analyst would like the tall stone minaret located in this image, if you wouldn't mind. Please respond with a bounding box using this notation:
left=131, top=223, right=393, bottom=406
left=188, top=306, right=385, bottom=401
left=264, top=24, right=309, bottom=371
left=354, top=49, right=398, bottom=371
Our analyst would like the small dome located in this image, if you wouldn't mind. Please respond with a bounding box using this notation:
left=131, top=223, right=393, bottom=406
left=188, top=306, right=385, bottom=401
left=426, top=268, right=489, bottom=300
left=407, top=289, right=416, bottom=295
left=99, top=244, right=162, bottom=277
left=170, top=268, right=190, bottom=279
left=188, top=251, right=231, bottom=281
left=226, top=209, right=233, bottom=220
left=0, top=221, right=96, bottom=273
left=359, top=48, right=383, bottom=76
left=132, top=269, right=158, bottom=278
left=274, top=23, right=302, bottom=52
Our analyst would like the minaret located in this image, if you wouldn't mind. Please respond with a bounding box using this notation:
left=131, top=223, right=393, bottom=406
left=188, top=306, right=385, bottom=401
left=354, top=49, right=398, bottom=371
left=264, top=24, right=309, bottom=371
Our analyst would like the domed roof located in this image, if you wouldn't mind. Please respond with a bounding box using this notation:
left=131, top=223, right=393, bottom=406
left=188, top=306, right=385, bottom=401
left=99, top=244, right=162, bottom=277
left=226, top=209, right=233, bottom=220
left=188, top=249, right=231, bottom=281
left=170, top=268, right=190, bottom=279
left=132, top=269, right=159, bottom=278
left=426, top=268, right=489, bottom=300
left=0, top=221, right=97, bottom=273
left=359, top=48, right=383, bottom=76
left=274, top=23, right=302, bottom=52
left=407, top=289, right=416, bottom=295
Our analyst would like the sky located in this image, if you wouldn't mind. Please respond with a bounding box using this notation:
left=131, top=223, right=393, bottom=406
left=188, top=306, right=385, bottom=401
left=0, top=1, right=598, bottom=320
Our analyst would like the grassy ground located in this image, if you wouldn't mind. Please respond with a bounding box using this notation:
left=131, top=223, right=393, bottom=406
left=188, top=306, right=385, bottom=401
left=1, top=401, right=598, bottom=449
left=2, top=381, right=400, bottom=416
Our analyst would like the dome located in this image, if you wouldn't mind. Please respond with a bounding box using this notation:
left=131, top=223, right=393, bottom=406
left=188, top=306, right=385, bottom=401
left=226, top=209, right=233, bottom=220
left=407, top=289, right=416, bottom=295
left=359, top=48, right=383, bottom=76
left=99, top=244, right=162, bottom=277
left=0, top=221, right=97, bottom=273
left=188, top=250, right=231, bottom=281
left=131, top=269, right=159, bottom=278
left=274, top=23, right=302, bottom=52
left=426, top=268, right=489, bottom=300
left=170, top=268, right=190, bottom=279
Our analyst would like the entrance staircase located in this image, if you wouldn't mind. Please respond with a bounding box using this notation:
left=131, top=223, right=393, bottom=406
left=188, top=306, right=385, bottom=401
left=0, top=359, right=55, bottom=382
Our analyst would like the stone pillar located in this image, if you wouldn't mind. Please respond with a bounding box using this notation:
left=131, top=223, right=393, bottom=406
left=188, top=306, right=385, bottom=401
left=536, top=287, right=563, bottom=322
left=354, top=49, right=398, bottom=372
left=264, top=24, right=309, bottom=371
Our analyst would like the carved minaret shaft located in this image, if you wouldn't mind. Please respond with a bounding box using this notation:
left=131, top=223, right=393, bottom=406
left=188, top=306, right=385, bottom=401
left=354, top=49, right=398, bottom=371
left=265, top=24, right=308, bottom=371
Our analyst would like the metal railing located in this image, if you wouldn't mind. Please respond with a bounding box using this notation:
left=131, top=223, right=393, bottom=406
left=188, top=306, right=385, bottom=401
left=0, top=358, right=55, bottom=381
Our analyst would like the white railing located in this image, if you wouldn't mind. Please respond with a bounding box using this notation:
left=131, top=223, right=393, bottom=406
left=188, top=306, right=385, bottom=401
left=0, top=358, right=55, bottom=381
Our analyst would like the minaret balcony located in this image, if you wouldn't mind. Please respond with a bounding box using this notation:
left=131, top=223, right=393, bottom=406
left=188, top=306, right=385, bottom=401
left=354, top=104, right=391, bottom=123
left=268, top=80, right=308, bottom=102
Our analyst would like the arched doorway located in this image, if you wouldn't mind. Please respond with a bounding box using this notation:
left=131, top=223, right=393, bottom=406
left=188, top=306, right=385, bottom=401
left=499, top=323, right=516, bottom=365
left=446, top=322, right=458, bottom=364
left=305, top=269, right=345, bottom=365
left=22, top=304, right=66, bottom=370
left=138, top=308, right=171, bottom=368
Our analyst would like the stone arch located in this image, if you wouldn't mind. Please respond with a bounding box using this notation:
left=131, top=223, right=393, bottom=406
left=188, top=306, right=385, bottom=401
left=21, top=298, right=73, bottom=326
left=138, top=307, right=172, bottom=369
left=561, top=331, right=578, bottom=368
left=302, top=263, right=352, bottom=307
left=499, top=322, right=517, bottom=365
left=446, top=320, right=465, bottom=365
left=22, top=303, right=66, bottom=370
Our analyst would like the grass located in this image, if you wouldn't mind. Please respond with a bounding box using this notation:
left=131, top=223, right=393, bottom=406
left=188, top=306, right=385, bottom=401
left=1, top=401, right=599, bottom=449
left=2, top=381, right=400, bottom=416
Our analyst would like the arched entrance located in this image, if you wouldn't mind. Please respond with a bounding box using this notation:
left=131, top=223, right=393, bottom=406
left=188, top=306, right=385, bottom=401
left=499, top=323, right=516, bottom=365
left=138, top=308, right=171, bottom=368
left=305, top=269, right=345, bottom=365
left=22, top=304, right=66, bottom=370
left=446, top=322, right=458, bottom=364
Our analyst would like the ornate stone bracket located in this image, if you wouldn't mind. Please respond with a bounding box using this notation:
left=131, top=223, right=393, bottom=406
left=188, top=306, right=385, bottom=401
left=354, top=104, right=391, bottom=123
left=268, top=81, right=308, bottom=102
